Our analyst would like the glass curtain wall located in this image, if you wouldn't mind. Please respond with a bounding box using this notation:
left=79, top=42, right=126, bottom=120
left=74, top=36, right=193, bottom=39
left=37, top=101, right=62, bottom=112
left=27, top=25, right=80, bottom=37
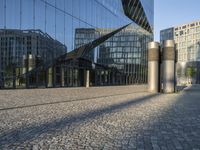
left=97, top=25, right=152, bottom=84
left=0, top=0, right=153, bottom=88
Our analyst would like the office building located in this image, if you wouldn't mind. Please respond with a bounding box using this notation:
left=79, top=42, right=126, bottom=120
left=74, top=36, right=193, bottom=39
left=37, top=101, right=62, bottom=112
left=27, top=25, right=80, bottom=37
left=160, top=20, right=200, bottom=84
left=0, top=29, right=66, bottom=87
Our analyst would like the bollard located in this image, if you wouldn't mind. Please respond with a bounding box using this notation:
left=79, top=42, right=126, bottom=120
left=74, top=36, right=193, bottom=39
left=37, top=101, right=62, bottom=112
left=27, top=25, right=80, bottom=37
left=162, top=40, right=176, bottom=93
left=148, top=42, right=160, bottom=93
left=60, top=67, right=65, bottom=87
left=84, top=70, right=90, bottom=88
left=47, top=67, right=53, bottom=87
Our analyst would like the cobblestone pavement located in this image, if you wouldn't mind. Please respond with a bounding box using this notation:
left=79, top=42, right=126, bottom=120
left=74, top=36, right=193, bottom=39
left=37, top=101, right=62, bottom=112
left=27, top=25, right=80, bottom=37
left=0, top=85, right=200, bottom=149
left=0, top=85, right=147, bottom=110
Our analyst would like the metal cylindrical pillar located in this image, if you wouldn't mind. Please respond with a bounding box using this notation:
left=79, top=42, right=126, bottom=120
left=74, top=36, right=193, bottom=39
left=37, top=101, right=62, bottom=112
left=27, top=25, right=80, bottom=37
left=148, top=42, right=160, bottom=93
left=47, top=67, right=53, bottom=87
left=162, top=40, right=176, bottom=93
left=60, top=67, right=65, bottom=87
left=84, top=70, right=90, bottom=88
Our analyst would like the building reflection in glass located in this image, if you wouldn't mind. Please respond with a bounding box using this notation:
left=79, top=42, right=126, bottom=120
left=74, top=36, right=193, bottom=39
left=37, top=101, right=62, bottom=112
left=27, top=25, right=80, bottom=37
left=0, top=0, right=154, bottom=88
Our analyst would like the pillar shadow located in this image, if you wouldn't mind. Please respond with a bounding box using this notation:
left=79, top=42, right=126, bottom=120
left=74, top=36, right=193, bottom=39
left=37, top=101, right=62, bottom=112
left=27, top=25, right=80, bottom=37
left=0, top=90, right=147, bottom=111
left=117, top=85, right=200, bottom=149
left=0, top=93, right=159, bottom=148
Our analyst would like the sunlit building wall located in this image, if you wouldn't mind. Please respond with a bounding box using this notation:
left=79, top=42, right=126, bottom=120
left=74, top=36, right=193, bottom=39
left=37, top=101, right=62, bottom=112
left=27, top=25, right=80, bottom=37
left=160, top=20, right=200, bottom=84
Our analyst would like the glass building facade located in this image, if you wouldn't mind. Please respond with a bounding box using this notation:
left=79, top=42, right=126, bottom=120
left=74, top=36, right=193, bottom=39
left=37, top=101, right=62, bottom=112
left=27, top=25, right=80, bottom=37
left=97, top=25, right=151, bottom=84
left=0, top=0, right=154, bottom=88
left=160, top=28, right=174, bottom=44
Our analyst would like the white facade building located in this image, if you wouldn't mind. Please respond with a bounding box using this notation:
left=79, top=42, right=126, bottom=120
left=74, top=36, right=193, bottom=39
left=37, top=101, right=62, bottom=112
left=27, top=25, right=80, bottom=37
left=160, top=20, right=200, bottom=85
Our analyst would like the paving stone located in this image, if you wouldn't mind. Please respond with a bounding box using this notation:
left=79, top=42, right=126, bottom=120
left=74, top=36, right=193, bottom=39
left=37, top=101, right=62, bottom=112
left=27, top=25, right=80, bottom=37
left=0, top=85, right=200, bottom=149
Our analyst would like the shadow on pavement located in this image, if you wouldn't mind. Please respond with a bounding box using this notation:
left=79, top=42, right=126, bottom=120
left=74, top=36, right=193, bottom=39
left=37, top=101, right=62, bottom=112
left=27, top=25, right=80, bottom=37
left=0, top=91, right=147, bottom=111
left=121, top=85, right=200, bottom=149
left=0, top=93, right=159, bottom=148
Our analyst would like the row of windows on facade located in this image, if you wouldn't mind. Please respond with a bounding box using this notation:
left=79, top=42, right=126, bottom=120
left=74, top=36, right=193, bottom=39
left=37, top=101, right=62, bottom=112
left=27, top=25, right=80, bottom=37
left=177, top=47, right=200, bottom=53
left=98, top=58, right=143, bottom=65
left=73, top=28, right=151, bottom=52
left=160, top=26, right=200, bottom=42
left=103, top=42, right=144, bottom=47
left=176, top=51, right=199, bottom=61
left=176, top=40, right=200, bottom=47
left=178, top=53, right=200, bottom=61
left=75, top=33, right=150, bottom=42
left=75, top=36, right=144, bottom=43
left=178, top=47, right=200, bottom=54
left=0, top=38, right=148, bottom=55
left=175, top=35, right=200, bottom=42
left=98, top=59, right=147, bottom=66
left=100, top=62, right=147, bottom=70
left=99, top=48, right=147, bottom=58
left=178, top=51, right=200, bottom=56
left=99, top=52, right=143, bottom=58
left=0, top=39, right=65, bottom=52
left=175, top=26, right=200, bottom=36
left=177, top=46, right=200, bottom=52
left=175, top=21, right=200, bottom=31
left=75, top=41, right=145, bottom=48
left=98, top=53, right=147, bottom=64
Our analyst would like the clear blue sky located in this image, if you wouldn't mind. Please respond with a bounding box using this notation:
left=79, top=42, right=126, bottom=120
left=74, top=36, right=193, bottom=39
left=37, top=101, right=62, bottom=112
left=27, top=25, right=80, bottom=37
left=154, top=0, right=200, bottom=41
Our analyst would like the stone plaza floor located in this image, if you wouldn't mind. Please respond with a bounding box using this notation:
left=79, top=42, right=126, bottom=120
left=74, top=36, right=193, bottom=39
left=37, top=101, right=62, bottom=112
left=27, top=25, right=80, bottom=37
left=0, top=85, right=200, bottom=150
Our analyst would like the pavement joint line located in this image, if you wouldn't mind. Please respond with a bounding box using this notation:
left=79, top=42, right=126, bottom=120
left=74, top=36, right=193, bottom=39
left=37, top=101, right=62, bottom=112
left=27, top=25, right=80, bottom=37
left=0, top=91, right=148, bottom=111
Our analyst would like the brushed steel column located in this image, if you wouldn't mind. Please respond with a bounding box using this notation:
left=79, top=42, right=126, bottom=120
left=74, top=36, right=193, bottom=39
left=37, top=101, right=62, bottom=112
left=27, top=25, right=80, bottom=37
left=60, top=67, right=65, bottom=87
left=162, top=40, right=175, bottom=93
left=84, top=70, right=90, bottom=88
left=148, top=42, right=160, bottom=93
left=47, top=67, right=53, bottom=87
